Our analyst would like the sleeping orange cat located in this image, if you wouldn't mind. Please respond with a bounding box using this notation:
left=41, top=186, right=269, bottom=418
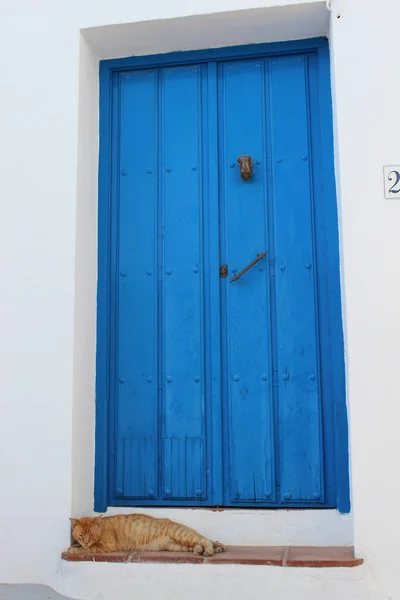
left=69, top=513, right=225, bottom=556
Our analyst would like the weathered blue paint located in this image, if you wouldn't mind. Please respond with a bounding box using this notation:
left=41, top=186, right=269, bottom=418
left=218, top=58, right=276, bottom=505
left=316, top=45, right=350, bottom=514
left=116, top=69, right=158, bottom=500
left=95, top=38, right=350, bottom=513
left=94, top=66, right=114, bottom=513
left=269, top=55, right=324, bottom=504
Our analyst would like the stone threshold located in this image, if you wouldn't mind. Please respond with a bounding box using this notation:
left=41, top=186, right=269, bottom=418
left=62, top=545, right=363, bottom=567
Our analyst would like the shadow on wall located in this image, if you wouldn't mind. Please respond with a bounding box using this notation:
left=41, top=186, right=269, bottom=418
left=0, top=585, right=81, bottom=600
left=81, top=2, right=329, bottom=59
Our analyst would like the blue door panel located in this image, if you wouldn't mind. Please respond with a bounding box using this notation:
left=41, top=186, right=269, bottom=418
left=161, top=65, right=207, bottom=501
left=116, top=70, right=158, bottom=500
left=269, top=55, right=324, bottom=503
left=101, top=45, right=344, bottom=509
left=307, top=53, right=337, bottom=506
left=114, top=66, right=212, bottom=505
left=218, top=60, right=276, bottom=504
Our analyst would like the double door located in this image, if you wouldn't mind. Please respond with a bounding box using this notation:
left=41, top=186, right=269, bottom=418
left=108, top=52, right=336, bottom=507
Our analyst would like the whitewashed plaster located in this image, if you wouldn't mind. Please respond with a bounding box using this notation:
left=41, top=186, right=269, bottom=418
left=0, top=0, right=399, bottom=598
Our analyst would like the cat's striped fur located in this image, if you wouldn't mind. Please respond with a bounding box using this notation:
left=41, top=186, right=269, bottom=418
left=68, top=513, right=225, bottom=556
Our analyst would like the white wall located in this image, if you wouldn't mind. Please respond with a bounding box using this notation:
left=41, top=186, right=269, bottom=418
left=0, top=0, right=399, bottom=599
left=329, top=1, right=400, bottom=596
left=53, top=561, right=387, bottom=600
left=71, top=0, right=352, bottom=551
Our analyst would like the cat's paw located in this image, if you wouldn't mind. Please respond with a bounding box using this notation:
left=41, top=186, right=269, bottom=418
left=213, top=541, right=225, bottom=553
left=67, top=545, right=87, bottom=554
left=194, top=543, right=216, bottom=556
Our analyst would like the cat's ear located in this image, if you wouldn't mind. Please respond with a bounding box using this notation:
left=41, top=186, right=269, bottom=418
left=93, top=514, right=104, bottom=522
left=69, top=518, right=80, bottom=527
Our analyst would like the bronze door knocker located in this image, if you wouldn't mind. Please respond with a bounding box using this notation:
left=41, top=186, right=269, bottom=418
left=237, top=155, right=253, bottom=181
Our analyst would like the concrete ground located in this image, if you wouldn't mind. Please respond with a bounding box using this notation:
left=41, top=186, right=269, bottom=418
left=0, top=585, right=77, bottom=600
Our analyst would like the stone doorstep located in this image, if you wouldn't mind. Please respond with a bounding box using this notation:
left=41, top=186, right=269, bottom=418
left=61, top=545, right=364, bottom=567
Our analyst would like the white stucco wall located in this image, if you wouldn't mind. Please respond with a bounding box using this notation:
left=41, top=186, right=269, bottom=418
left=0, top=0, right=399, bottom=599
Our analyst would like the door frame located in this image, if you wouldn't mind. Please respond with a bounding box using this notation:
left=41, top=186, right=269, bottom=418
left=94, top=37, right=350, bottom=514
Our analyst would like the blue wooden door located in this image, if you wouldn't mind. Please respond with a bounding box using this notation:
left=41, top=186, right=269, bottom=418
left=105, top=49, right=340, bottom=508
left=219, top=56, right=330, bottom=506
left=112, top=64, right=221, bottom=506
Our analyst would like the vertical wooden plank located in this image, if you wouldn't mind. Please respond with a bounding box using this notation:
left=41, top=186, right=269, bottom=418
left=315, top=47, right=349, bottom=512
left=161, top=65, right=206, bottom=501
left=95, top=66, right=114, bottom=512
left=203, top=62, right=223, bottom=505
left=307, top=51, right=337, bottom=507
left=269, top=54, right=324, bottom=503
left=108, top=72, right=123, bottom=505
left=219, top=59, right=276, bottom=504
left=116, top=69, right=158, bottom=500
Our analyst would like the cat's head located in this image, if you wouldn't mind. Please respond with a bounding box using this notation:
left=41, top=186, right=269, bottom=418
left=69, top=516, right=103, bottom=548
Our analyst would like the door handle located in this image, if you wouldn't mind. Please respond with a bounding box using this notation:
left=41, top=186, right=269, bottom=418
left=230, top=252, right=268, bottom=283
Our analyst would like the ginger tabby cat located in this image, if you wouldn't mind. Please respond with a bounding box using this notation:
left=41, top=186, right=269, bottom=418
left=68, top=514, right=225, bottom=556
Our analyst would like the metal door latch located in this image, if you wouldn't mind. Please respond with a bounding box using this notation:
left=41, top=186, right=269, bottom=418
left=220, top=265, right=228, bottom=278
left=230, top=252, right=268, bottom=283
